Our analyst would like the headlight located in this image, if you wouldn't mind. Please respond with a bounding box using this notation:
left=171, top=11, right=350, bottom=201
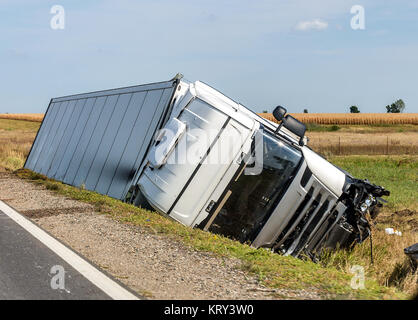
left=359, top=195, right=374, bottom=212
left=364, top=195, right=374, bottom=207
left=360, top=203, right=368, bottom=212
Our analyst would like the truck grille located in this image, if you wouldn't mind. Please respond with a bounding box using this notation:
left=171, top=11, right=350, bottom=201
left=273, top=176, right=339, bottom=257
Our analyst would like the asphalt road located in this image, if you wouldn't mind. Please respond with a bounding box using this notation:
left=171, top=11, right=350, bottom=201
left=0, top=204, right=139, bottom=300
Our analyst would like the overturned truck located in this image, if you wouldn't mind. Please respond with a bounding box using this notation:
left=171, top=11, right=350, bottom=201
left=25, top=75, right=389, bottom=259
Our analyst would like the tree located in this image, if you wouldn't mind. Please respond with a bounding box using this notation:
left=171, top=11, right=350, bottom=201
left=386, top=99, right=405, bottom=113
left=262, top=110, right=268, bottom=113
left=303, top=109, right=308, bottom=113
left=350, top=105, right=360, bottom=113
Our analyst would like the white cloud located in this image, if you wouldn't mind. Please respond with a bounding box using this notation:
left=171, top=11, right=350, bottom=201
left=295, top=19, right=328, bottom=31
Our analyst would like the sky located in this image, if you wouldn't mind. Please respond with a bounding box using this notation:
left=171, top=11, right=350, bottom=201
left=0, top=0, right=417, bottom=114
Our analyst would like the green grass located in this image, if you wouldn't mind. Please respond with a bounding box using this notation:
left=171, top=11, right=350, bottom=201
left=309, top=124, right=418, bottom=133
left=329, top=155, right=417, bottom=211
left=0, top=118, right=40, bottom=132
left=15, top=168, right=408, bottom=300
left=324, top=156, right=418, bottom=296
left=306, top=124, right=341, bottom=132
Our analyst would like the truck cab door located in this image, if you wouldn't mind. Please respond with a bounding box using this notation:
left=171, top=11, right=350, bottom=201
left=137, top=98, right=251, bottom=226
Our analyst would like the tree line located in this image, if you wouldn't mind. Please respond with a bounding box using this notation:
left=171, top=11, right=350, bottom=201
left=299, top=99, right=406, bottom=114
left=349, top=99, right=405, bottom=113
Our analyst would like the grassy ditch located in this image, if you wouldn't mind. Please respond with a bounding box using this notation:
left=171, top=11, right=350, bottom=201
left=324, top=156, right=418, bottom=296
left=330, top=155, right=417, bottom=212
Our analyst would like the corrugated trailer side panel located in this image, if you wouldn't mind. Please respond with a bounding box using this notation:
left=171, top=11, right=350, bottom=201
left=25, top=79, right=178, bottom=200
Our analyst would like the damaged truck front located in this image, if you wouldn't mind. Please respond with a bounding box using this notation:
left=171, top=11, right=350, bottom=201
left=133, top=78, right=390, bottom=259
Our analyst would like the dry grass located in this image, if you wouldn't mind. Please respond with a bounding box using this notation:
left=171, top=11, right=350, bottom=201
left=260, top=113, right=418, bottom=125
left=307, top=131, right=418, bottom=156
left=0, top=113, right=44, bottom=122
left=319, top=212, right=418, bottom=296
left=0, top=119, right=39, bottom=171
left=327, top=156, right=418, bottom=297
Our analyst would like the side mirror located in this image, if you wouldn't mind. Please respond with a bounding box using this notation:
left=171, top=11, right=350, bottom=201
left=282, top=115, right=306, bottom=146
left=272, top=106, right=287, bottom=122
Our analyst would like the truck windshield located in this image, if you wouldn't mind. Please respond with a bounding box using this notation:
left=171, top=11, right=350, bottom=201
left=208, top=130, right=302, bottom=243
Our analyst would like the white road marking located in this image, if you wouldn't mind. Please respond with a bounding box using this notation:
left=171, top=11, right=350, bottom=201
left=0, top=201, right=139, bottom=300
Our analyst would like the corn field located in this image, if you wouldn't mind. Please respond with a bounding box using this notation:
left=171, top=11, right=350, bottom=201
left=2, top=113, right=418, bottom=125
left=259, top=113, right=418, bottom=125
left=0, top=114, right=44, bottom=122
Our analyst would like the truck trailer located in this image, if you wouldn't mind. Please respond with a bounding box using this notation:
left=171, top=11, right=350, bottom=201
left=25, top=74, right=390, bottom=259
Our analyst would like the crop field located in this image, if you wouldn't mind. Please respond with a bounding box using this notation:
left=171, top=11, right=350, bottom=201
left=0, top=116, right=416, bottom=298
left=3, top=113, right=418, bottom=125
left=259, top=113, right=418, bottom=155
left=260, top=113, right=418, bottom=125
left=307, top=129, right=418, bottom=156
left=0, top=113, right=44, bottom=122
